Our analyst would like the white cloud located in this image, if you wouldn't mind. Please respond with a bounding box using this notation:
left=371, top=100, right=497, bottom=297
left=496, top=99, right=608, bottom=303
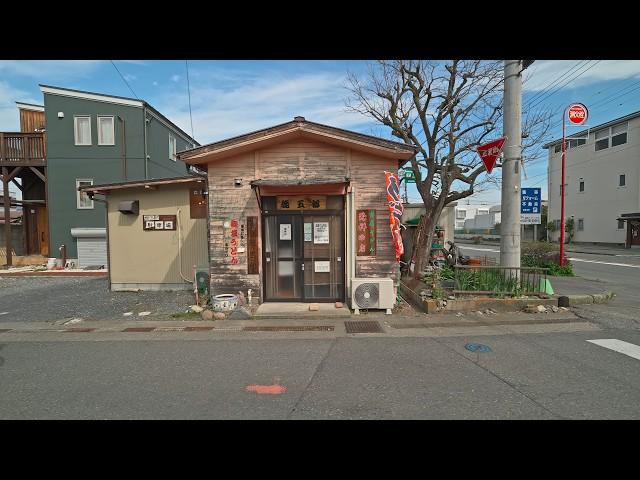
left=119, top=60, right=148, bottom=66
left=155, top=70, right=376, bottom=144
left=0, top=81, right=41, bottom=131
left=0, top=60, right=103, bottom=80
left=524, top=60, right=640, bottom=92
left=123, top=73, right=137, bottom=82
left=171, top=74, right=181, bottom=82
left=152, top=81, right=159, bottom=86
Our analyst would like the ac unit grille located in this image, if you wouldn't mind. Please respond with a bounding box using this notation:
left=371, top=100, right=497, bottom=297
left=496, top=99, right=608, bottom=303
left=354, top=283, right=380, bottom=308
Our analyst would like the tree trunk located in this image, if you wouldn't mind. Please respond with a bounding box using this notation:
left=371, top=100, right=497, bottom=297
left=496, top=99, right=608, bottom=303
left=410, top=214, right=437, bottom=280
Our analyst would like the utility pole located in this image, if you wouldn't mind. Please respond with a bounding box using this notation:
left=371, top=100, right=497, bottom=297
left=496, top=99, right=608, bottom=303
left=500, top=60, right=523, bottom=270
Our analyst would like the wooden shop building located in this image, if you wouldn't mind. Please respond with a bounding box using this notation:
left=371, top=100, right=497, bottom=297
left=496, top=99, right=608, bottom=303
left=177, top=117, right=416, bottom=305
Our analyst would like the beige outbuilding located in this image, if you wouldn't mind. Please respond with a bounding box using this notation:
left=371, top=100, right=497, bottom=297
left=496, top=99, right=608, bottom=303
left=79, top=175, right=208, bottom=291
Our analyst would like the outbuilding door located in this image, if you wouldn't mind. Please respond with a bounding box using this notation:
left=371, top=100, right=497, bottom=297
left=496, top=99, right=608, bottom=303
left=630, top=221, right=640, bottom=246
left=263, top=213, right=344, bottom=302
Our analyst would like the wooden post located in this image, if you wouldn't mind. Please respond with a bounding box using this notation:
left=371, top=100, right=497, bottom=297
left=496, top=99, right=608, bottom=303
left=2, top=167, right=12, bottom=267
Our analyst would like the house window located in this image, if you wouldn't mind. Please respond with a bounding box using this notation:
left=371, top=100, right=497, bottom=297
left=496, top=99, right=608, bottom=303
left=555, top=219, right=561, bottom=231
left=578, top=218, right=584, bottom=231
left=477, top=209, right=489, bottom=215
left=619, top=174, right=626, bottom=187
left=456, top=209, right=466, bottom=219
left=74, top=116, right=91, bottom=146
left=97, top=116, right=115, bottom=145
left=76, top=179, right=94, bottom=209
left=611, top=123, right=628, bottom=147
left=595, top=129, right=609, bottom=151
left=618, top=219, right=625, bottom=229
left=578, top=179, right=584, bottom=192
left=169, top=135, right=177, bottom=161
left=554, top=144, right=562, bottom=153
left=567, top=138, right=586, bottom=149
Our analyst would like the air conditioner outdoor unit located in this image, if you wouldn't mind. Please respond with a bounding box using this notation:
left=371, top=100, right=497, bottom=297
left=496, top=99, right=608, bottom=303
left=351, top=277, right=395, bottom=315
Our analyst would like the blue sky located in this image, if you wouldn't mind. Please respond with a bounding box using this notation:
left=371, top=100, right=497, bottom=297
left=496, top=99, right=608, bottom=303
left=2, top=59, right=640, bottom=203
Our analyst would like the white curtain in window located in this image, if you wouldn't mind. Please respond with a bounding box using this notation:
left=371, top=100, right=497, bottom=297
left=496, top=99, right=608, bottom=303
left=98, top=117, right=114, bottom=145
left=75, top=117, right=91, bottom=145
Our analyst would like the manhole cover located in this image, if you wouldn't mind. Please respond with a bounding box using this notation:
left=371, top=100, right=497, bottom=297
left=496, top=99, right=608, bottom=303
left=243, top=326, right=334, bottom=332
left=465, top=343, right=492, bottom=353
left=344, top=321, right=384, bottom=334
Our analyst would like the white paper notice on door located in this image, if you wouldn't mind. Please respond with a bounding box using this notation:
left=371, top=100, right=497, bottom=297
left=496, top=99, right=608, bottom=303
left=314, top=222, right=329, bottom=244
left=280, top=223, right=291, bottom=240
left=304, top=223, right=312, bottom=242
left=314, top=261, right=330, bottom=272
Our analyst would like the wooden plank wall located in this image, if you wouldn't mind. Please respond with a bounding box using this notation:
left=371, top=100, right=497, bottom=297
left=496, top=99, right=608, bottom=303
left=19, top=110, right=45, bottom=133
left=207, top=140, right=398, bottom=302
left=351, top=151, right=398, bottom=281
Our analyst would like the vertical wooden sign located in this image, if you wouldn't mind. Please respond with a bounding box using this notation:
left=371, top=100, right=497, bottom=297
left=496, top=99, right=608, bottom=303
left=356, top=209, right=376, bottom=256
left=247, top=216, right=259, bottom=274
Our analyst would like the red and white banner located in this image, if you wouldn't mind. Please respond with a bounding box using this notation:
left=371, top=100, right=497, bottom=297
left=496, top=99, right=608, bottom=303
left=384, top=171, right=404, bottom=262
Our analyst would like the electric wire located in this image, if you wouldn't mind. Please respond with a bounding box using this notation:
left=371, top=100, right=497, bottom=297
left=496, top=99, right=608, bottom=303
left=110, top=60, right=139, bottom=99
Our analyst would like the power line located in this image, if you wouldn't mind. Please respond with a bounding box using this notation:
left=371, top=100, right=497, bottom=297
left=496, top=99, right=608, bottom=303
left=185, top=60, right=195, bottom=143
left=526, top=60, right=602, bottom=111
left=523, top=60, right=587, bottom=109
left=110, top=60, right=139, bottom=99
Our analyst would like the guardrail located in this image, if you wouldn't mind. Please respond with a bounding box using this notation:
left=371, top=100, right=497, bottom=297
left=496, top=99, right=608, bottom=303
left=453, top=265, right=548, bottom=295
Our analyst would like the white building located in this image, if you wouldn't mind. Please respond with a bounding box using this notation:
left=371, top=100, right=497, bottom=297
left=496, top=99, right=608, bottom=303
left=544, top=110, right=640, bottom=247
left=454, top=202, right=498, bottom=230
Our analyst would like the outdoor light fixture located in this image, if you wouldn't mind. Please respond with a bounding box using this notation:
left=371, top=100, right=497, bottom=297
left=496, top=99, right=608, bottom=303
left=234, top=178, right=242, bottom=186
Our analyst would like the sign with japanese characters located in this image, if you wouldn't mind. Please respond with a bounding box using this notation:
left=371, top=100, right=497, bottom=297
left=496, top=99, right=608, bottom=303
left=143, top=215, right=176, bottom=231
left=280, top=223, right=292, bottom=240
left=314, top=222, right=329, bottom=244
left=304, top=223, right=312, bottom=242
left=223, top=218, right=246, bottom=265
left=314, top=261, right=330, bottom=273
left=276, top=196, right=326, bottom=210
left=521, top=188, right=541, bottom=225
left=356, top=209, right=377, bottom=256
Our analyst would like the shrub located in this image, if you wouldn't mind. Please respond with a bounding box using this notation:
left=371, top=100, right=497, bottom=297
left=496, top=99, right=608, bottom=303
left=521, top=241, right=573, bottom=276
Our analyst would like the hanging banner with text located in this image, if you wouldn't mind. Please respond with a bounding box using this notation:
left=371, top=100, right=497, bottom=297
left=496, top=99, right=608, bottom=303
left=384, top=171, right=404, bottom=261
left=356, top=209, right=376, bottom=256
left=521, top=188, right=541, bottom=224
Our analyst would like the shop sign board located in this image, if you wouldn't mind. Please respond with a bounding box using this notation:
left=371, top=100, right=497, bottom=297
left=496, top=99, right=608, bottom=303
left=143, top=215, right=176, bottom=231
left=521, top=188, right=541, bottom=225
left=276, top=196, right=326, bottom=210
left=356, top=209, right=376, bottom=256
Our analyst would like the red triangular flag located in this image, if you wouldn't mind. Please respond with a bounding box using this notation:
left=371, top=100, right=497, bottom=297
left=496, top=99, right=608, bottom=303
left=477, top=137, right=506, bottom=174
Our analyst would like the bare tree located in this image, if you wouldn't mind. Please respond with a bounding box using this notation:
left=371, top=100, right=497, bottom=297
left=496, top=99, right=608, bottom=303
left=346, top=60, right=551, bottom=279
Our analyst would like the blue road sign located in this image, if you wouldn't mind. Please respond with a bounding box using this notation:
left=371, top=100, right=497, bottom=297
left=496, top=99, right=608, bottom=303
left=521, top=188, right=541, bottom=214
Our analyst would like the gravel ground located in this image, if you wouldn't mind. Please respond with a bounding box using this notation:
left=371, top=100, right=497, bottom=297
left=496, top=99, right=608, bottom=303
left=0, top=277, right=196, bottom=323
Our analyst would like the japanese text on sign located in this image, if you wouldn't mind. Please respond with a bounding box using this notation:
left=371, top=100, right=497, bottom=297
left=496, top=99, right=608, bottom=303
left=314, top=222, right=329, bottom=244
left=276, top=196, right=326, bottom=210
left=356, top=209, right=376, bottom=256
left=224, top=218, right=246, bottom=265
left=521, top=188, right=541, bottom=225
left=143, top=215, right=176, bottom=231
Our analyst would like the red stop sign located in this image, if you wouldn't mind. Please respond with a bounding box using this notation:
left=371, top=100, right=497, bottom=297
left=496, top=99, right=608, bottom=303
left=567, top=103, right=588, bottom=125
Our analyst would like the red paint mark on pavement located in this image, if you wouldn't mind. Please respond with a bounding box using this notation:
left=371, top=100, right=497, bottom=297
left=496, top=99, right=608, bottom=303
left=245, top=384, right=287, bottom=395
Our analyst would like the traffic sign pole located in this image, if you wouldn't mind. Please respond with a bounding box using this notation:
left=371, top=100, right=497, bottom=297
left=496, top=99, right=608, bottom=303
left=559, top=103, right=588, bottom=267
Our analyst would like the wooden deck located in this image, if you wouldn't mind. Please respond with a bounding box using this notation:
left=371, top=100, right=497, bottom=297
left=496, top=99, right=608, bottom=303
left=0, top=132, right=46, bottom=166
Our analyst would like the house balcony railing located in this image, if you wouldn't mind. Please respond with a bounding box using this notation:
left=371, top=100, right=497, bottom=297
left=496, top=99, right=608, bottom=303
left=0, top=132, right=46, bottom=167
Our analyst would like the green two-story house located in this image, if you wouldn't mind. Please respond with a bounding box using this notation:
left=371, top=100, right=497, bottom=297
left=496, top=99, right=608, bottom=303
left=40, top=85, right=199, bottom=267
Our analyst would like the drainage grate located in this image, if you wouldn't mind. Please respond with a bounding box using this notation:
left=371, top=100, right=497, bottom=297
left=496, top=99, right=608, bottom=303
left=344, top=321, right=384, bottom=334
left=0, top=329, right=12, bottom=333
left=184, top=326, right=215, bottom=332
left=122, top=327, right=156, bottom=332
left=64, top=328, right=96, bottom=333
left=243, top=326, right=334, bottom=332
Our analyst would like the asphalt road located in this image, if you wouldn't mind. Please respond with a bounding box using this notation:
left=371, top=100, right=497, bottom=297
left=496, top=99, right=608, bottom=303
left=2, top=329, right=640, bottom=419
